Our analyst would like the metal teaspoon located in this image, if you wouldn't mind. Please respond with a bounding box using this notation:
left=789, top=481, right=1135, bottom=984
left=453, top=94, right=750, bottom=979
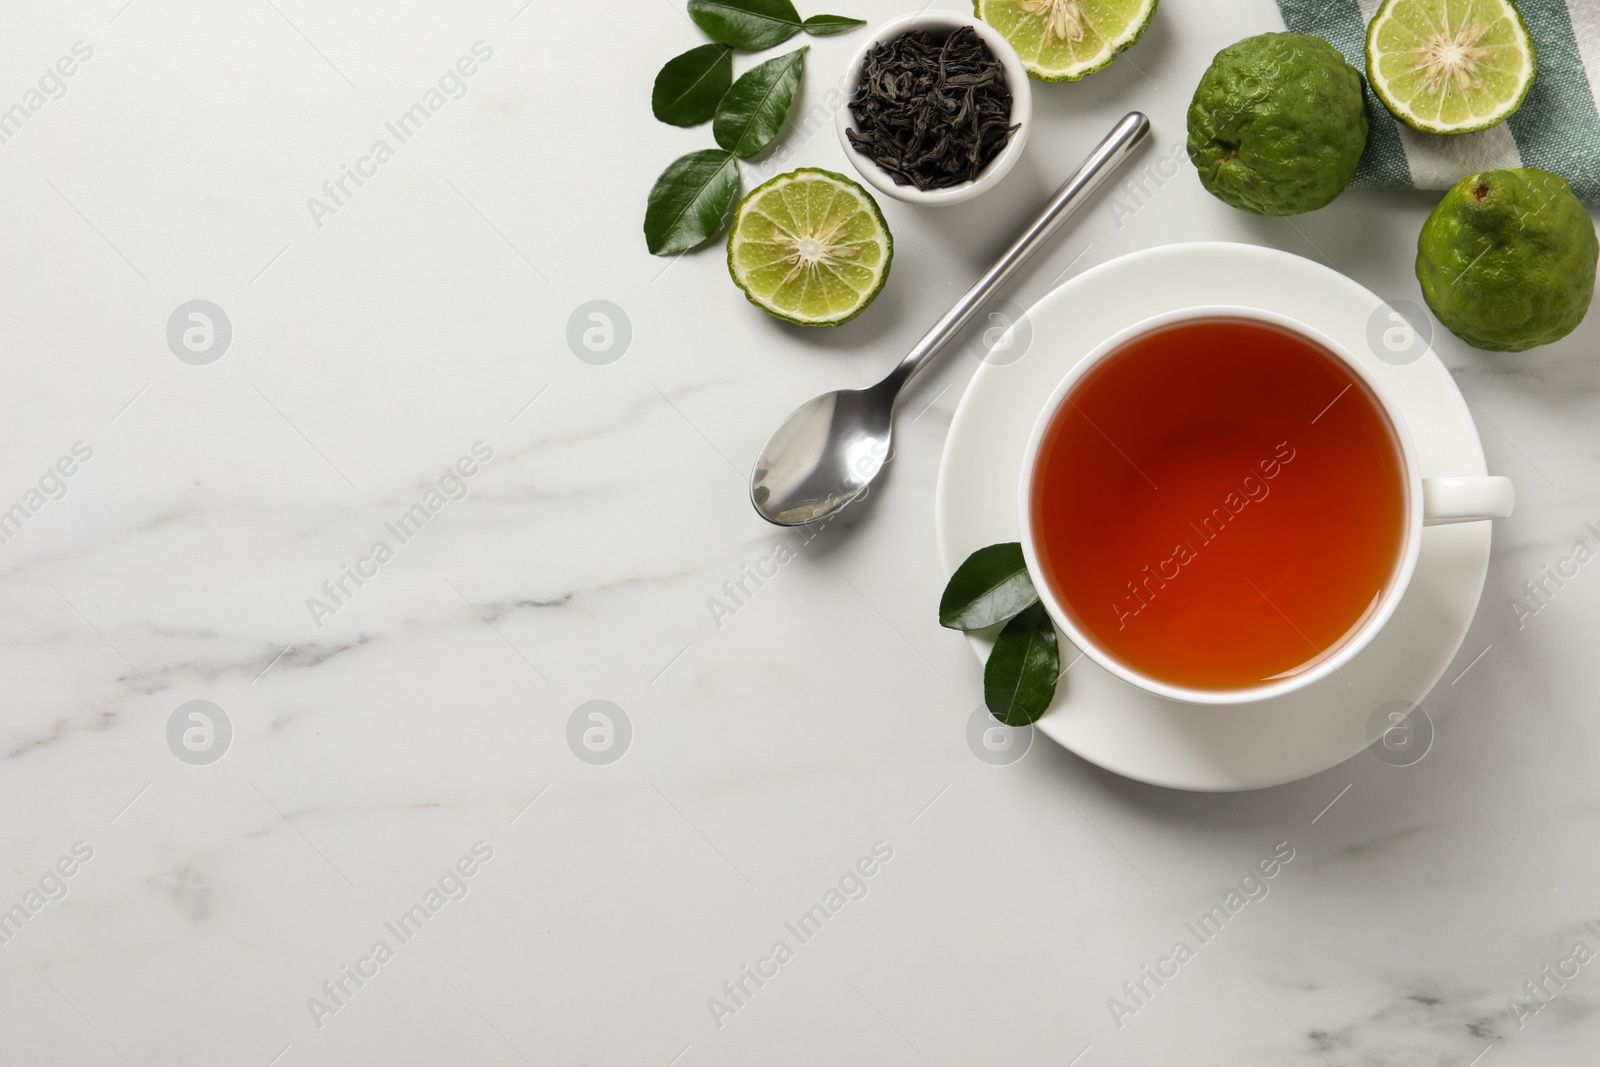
left=750, top=111, right=1151, bottom=526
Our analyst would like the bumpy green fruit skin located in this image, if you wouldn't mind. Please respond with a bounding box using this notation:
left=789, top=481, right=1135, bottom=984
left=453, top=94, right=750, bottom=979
left=1417, top=169, right=1598, bottom=352
left=1187, top=32, right=1369, bottom=216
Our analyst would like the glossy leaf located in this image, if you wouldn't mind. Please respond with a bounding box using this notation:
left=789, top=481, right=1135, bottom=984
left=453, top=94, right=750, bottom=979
left=688, top=0, right=803, bottom=50
left=714, top=47, right=807, bottom=158
left=652, top=43, right=734, bottom=127
left=983, top=602, right=1059, bottom=727
left=644, top=149, right=741, bottom=255
left=939, top=542, right=1038, bottom=630
left=803, top=13, right=866, bottom=35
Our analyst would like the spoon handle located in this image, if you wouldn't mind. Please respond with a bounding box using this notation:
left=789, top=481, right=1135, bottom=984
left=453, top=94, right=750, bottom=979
left=879, top=111, right=1151, bottom=396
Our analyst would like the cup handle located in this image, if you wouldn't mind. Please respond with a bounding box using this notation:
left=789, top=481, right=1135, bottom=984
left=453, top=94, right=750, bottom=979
left=1421, top=476, right=1515, bottom=526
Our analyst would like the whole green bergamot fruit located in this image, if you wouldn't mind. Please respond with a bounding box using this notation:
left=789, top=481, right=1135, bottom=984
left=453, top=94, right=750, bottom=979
left=1417, top=168, right=1597, bottom=352
left=1187, top=32, right=1368, bottom=215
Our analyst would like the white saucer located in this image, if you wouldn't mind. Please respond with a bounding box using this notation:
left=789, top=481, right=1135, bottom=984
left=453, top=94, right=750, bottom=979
left=935, top=243, right=1493, bottom=791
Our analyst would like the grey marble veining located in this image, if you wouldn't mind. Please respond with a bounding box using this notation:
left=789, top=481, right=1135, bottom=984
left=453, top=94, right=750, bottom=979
left=0, top=0, right=1597, bottom=1065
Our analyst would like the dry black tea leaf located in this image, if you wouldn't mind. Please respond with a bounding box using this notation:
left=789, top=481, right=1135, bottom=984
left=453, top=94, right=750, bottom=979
left=846, top=27, right=1020, bottom=192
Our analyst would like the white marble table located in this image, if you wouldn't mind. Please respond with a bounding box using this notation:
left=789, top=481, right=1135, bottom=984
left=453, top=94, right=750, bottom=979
left=2, top=0, right=1597, bottom=1064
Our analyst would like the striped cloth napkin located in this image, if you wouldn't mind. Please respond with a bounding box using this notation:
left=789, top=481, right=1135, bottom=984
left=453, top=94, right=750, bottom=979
left=1274, top=0, right=1600, bottom=202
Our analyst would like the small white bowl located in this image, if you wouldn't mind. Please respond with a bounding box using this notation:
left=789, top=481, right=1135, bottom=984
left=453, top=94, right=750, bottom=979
left=834, top=10, right=1032, bottom=207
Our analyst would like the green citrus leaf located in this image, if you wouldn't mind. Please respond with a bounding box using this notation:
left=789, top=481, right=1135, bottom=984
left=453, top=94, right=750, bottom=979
left=803, top=13, right=866, bottom=35
left=714, top=47, right=807, bottom=158
left=644, top=149, right=741, bottom=256
left=983, top=601, right=1059, bottom=727
left=688, top=0, right=803, bottom=50
left=939, top=542, right=1038, bottom=630
left=652, top=43, right=734, bottom=127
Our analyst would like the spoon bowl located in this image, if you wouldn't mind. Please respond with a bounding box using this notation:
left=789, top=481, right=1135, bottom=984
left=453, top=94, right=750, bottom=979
left=752, top=384, right=894, bottom=525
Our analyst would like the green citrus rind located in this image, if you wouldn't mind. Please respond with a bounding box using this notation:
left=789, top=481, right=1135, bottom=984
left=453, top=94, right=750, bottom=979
left=1416, top=168, right=1597, bottom=352
left=1366, top=0, right=1536, bottom=135
left=1187, top=32, right=1369, bottom=216
left=727, top=168, right=892, bottom=328
left=974, top=0, right=1159, bottom=82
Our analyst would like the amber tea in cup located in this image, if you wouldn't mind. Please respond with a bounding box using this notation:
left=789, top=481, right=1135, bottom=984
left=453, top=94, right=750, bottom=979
left=1029, top=317, right=1408, bottom=692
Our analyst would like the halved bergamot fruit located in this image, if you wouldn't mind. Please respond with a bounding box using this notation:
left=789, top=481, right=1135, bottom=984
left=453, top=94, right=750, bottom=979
left=1366, top=0, right=1536, bottom=135
left=727, top=168, right=892, bottom=327
left=974, top=0, right=1159, bottom=82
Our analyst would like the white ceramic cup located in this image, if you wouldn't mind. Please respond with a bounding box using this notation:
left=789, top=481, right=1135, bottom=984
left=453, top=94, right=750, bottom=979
left=1018, top=305, right=1515, bottom=706
left=834, top=10, right=1031, bottom=206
